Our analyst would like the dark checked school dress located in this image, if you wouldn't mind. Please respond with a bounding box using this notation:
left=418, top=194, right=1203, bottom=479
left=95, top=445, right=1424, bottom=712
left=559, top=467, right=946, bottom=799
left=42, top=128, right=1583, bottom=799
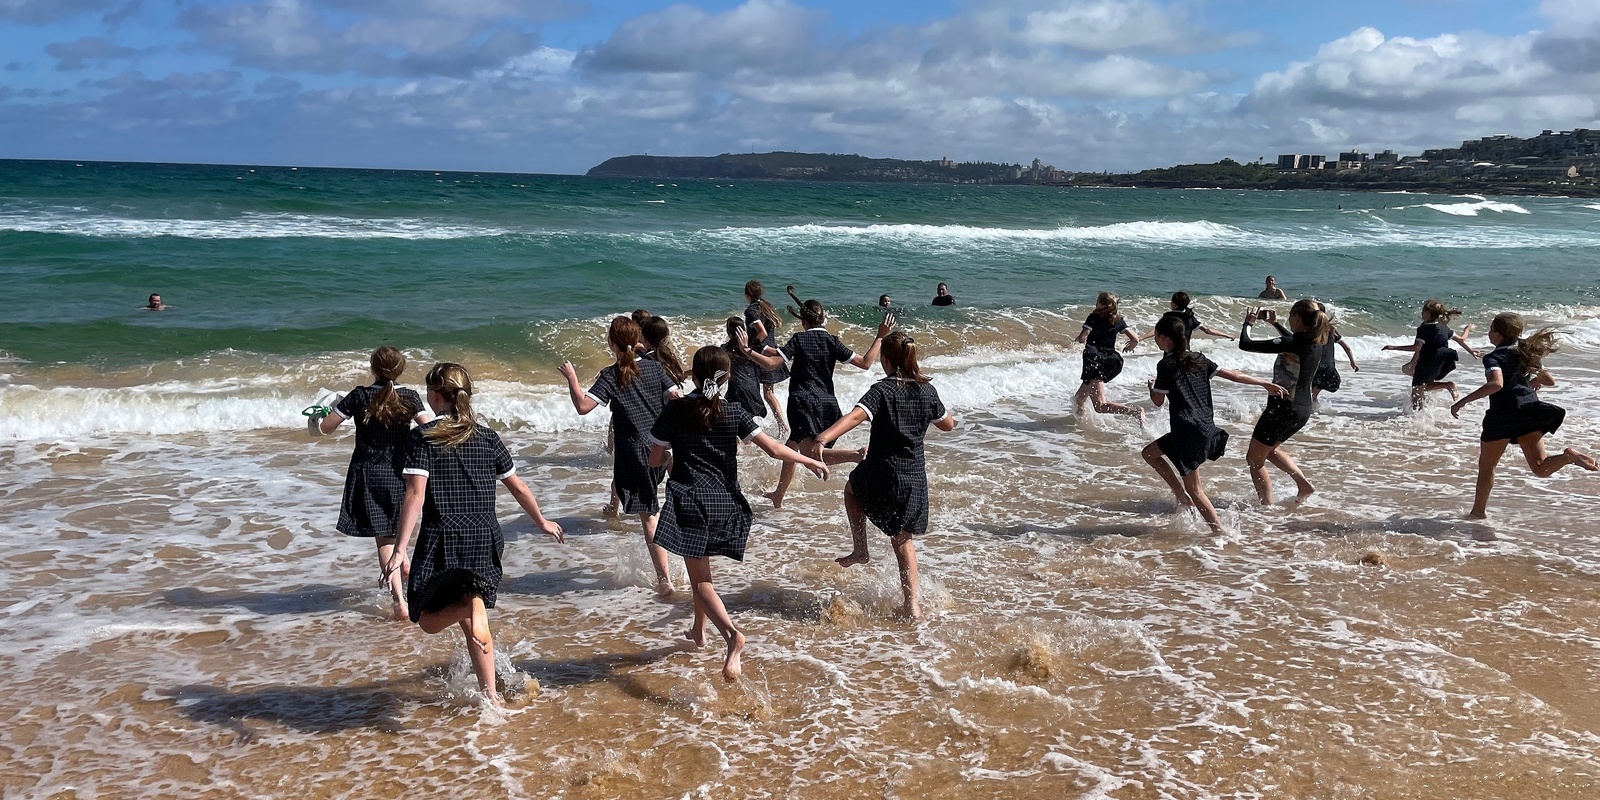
left=1412, top=321, right=1460, bottom=386
left=1081, top=312, right=1129, bottom=383
left=745, top=302, right=790, bottom=387
left=1479, top=343, right=1565, bottom=443
left=1313, top=329, right=1345, bottom=393
left=331, top=384, right=427, bottom=538
left=649, top=396, right=762, bottom=561
left=1163, top=309, right=1203, bottom=343
left=588, top=359, right=676, bottom=514
left=400, top=422, right=517, bottom=623
left=1239, top=320, right=1322, bottom=447
left=1151, top=351, right=1228, bottom=475
left=848, top=377, right=947, bottom=537
left=722, top=342, right=767, bottom=419
left=779, top=327, right=856, bottom=443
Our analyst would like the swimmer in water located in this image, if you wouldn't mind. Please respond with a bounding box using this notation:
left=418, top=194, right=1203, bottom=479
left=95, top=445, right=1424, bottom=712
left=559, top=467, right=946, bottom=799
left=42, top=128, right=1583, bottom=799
left=142, top=293, right=167, bottom=310
left=1238, top=300, right=1330, bottom=505
left=1382, top=299, right=1481, bottom=410
left=1074, top=292, right=1143, bottom=423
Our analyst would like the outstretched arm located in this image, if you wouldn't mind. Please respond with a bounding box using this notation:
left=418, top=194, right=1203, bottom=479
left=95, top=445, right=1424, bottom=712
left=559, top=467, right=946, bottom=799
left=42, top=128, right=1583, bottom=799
left=1121, top=328, right=1140, bottom=353
left=1198, top=324, right=1236, bottom=340
left=1450, top=371, right=1503, bottom=418
left=559, top=361, right=600, bottom=414
left=734, top=326, right=785, bottom=370
left=383, top=475, right=427, bottom=580
left=1452, top=324, right=1483, bottom=359
left=503, top=474, right=563, bottom=541
left=1338, top=339, right=1359, bottom=371
left=816, top=406, right=869, bottom=447
left=848, top=314, right=895, bottom=370
left=1238, top=312, right=1297, bottom=354
left=750, top=432, right=828, bottom=479
left=1217, top=368, right=1290, bottom=398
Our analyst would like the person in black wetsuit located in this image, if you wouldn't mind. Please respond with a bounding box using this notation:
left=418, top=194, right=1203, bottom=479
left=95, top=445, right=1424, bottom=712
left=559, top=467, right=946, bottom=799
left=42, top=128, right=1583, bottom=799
left=1450, top=313, right=1597, bottom=518
left=931, top=283, right=954, bottom=306
left=1143, top=315, right=1285, bottom=534
left=740, top=286, right=893, bottom=509
left=648, top=347, right=827, bottom=681
left=1147, top=291, right=1235, bottom=344
left=1310, top=302, right=1360, bottom=406
left=1074, top=291, right=1143, bottom=423
left=1382, top=299, right=1481, bottom=410
left=1238, top=299, right=1330, bottom=505
left=384, top=362, right=563, bottom=706
left=743, top=280, right=790, bottom=432
left=815, top=331, right=956, bottom=619
left=315, top=346, right=433, bottom=619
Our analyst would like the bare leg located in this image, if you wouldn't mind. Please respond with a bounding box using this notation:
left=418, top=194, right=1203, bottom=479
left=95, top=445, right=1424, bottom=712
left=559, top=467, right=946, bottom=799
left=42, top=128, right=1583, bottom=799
left=836, top=483, right=870, bottom=567
left=1141, top=442, right=1192, bottom=509
left=1410, top=385, right=1425, bottom=410
left=763, top=384, right=787, bottom=434
left=375, top=536, right=408, bottom=621
left=1469, top=439, right=1509, bottom=519
left=1266, top=447, right=1315, bottom=500
left=603, top=480, right=619, bottom=518
left=1517, top=432, right=1596, bottom=476
left=455, top=601, right=498, bottom=705
left=1074, top=382, right=1093, bottom=417
left=641, top=513, right=673, bottom=595
left=765, top=437, right=806, bottom=508
left=684, top=557, right=743, bottom=681
left=1181, top=470, right=1224, bottom=534
left=1090, top=381, right=1143, bottom=422
left=890, top=531, right=921, bottom=620
left=1246, top=438, right=1275, bottom=505
left=685, top=592, right=707, bottom=648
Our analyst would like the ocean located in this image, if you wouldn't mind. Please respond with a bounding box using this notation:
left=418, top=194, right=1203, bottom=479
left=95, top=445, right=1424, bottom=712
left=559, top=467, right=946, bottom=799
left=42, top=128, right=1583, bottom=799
left=3, top=159, right=1599, bottom=798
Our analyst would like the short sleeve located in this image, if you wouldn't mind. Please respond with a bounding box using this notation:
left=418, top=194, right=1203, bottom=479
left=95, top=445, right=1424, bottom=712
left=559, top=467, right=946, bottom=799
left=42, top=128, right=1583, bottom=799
left=402, top=428, right=431, bottom=477
left=1113, top=319, right=1129, bottom=334
left=586, top=367, right=617, bottom=407
left=490, top=431, right=515, bottom=480
left=649, top=403, right=677, bottom=448
left=1203, top=355, right=1219, bottom=381
left=779, top=335, right=799, bottom=363
left=854, top=382, right=888, bottom=420
left=1153, top=358, right=1175, bottom=394
left=1483, top=349, right=1505, bottom=374
left=332, top=387, right=364, bottom=420
left=925, top=385, right=947, bottom=421
left=733, top=403, right=760, bottom=442
left=830, top=334, right=854, bottom=364
left=1414, top=325, right=1428, bottom=344
left=660, top=364, right=678, bottom=395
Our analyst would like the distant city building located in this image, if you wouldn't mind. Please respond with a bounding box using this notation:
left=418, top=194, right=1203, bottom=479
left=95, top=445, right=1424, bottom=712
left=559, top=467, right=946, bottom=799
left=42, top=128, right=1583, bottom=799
left=1276, top=154, right=1298, bottom=170
left=1305, top=155, right=1326, bottom=170
left=1338, top=151, right=1365, bottom=163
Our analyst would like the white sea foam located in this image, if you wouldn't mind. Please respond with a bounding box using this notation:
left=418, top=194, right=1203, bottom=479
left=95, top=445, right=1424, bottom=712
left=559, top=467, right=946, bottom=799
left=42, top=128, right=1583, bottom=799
left=1410, top=198, right=1531, bottom=217
left=0, top=211, right=514, bottom=240
left=696, top=220, right=1249, bottom=247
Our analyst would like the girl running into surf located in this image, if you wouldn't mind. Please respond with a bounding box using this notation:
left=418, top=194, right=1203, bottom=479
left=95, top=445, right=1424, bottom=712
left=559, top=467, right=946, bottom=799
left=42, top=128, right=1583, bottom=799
left=723, top=316, right=767, bottom=423
left=1382, top=299, right=1481, bottom=409
left=813, top=331, right=955, bottom=620
left=642, top=315, right=688, bottom=389
left=1450, top=313, right=1598, bottom=518
left=1143, top=315, right=1285, bottom=533
left=1151, top=291, right=1236, bottom=343
left=743, top=280, right=790, bottom=432
left=601, top=307, right=658, bottom=517
left=648, top=347, right=829, bottom=680
left=560, top=317, right=681, bottom=594
left=383, top=362, right=563, bottom=706
left=1075, top=291, right=1143, bottom=422
left=316, top=346, right=433, bottom=620
left=1238, top=300, right=1330, bottom=504
left=1311, top=302, right=1359, bottom=405
left=742, top=285, right=893, bottom=508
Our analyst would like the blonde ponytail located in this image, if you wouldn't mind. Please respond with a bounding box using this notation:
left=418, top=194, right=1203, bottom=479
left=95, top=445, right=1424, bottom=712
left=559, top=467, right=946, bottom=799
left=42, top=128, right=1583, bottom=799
left=423, top=362, right=477, bottom=450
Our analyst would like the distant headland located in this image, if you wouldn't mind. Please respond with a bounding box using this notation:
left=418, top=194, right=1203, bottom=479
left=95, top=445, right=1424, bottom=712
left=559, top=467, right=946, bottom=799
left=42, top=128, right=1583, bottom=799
left=587, top=128, right=1600, bottom=196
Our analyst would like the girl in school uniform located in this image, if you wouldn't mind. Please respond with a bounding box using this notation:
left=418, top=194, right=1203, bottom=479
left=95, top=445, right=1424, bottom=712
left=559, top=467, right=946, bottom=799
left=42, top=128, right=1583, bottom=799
left=1382, top=299, right=1481, bottom=409
left=1075, top=291, right=1143, bottom=422
left=1311, top=302, right=1359, bottom=405
left=722, top=316, right=767, bottom=423
left=743, top=280, right=790, bottom=431
left=647, top=347, right=829, bottom=681
left=1450, top=313, right=1597, bottom=518
left=383, top=363, right=563, bottom=706
left=560, top=317, right=681, bottom=594
left=1153, top=291, right=1236, bottom=344
left=813, top=332, right=955, bottom=620
left=1237, top=299, right=1330, bottom=504
left=316, top=346, right=432, bottom=620
left=1142, top=315, right=1285, bottom=534
left=641, top=315, right=689, bottom=389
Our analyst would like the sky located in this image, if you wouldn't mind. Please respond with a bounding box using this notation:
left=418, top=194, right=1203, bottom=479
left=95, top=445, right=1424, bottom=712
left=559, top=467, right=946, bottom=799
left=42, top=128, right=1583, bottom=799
left=1, top=0, right=1598, bottom=174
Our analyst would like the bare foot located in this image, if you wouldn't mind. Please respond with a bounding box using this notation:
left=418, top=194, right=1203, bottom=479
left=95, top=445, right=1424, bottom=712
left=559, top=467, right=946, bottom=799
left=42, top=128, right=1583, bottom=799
left=684, top=626, right=706, bottom=648
left=466, top=596, right=492, bottom=655
left=1446, top=382, right=1459, bottom=402
left=1467, top=510, right=1488, bottom=520
left=391, top=602, right=410, bottom=622
left=1567, top=448, right=1599, bottom=471
left=601, top=503, right=619, bottom=519
left=763, top=490, right=784, bottom=510
left=655, top=575, right=676, bottom=597
left=894, top=603, right=924, bottom=621
left=835, top=551, right=870, bottom=568
left=722, top=630, right=745, bottom=682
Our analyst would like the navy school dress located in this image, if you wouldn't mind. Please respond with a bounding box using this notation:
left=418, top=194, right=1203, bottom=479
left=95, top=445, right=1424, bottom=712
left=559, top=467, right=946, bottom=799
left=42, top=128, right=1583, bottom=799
left=722, top=342, right=767, bottom=419
left=1164, top=309, right=1202, bottom=344
left=1240, top=321, right=1323, bottom=447
left=587, top=359, right=676, bottom=514
left=649, top=396, right=762, bottom=561
left=1313, top=330, right=1344, bottom=393
left=1152, top=351, right=1229, bottom=475
left=848, top=377, right=947, bottom=537
left=332, top=384, right=426, bottom=538
left=779, top=327, right=856, bottom=443
left=400, top=422, right=517, bottom=622
left=1480, top=344, right=1565, bottom=443
left=1412, top=321, right=1460, bottom=386
left=1081, top=312, right=1129, bottom=383
left=745, top=302, right=790, bottom=385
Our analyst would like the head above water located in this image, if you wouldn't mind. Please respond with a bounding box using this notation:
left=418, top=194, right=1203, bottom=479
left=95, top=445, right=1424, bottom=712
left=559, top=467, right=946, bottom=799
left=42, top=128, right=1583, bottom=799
left=147, top=293, right=161, bottom=308
left=879, top=294, right=892, bottom=308
left=936, top=283, right=949, bottom=296
left=1264, top=275, right=1277, bottom=287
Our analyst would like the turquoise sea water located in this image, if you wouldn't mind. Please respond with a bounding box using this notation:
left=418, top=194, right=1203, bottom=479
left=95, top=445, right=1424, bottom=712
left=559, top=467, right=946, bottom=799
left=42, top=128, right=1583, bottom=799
left=3, top=158, right=1598, bottom=366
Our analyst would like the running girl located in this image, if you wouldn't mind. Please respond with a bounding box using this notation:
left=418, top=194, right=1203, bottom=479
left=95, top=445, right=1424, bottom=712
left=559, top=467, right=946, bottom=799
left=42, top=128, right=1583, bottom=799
left=1075, top=291, right=1143, bottom=422
left=723, top=316, right=767, bottom=421
left=743, top=280, right=789, bottom=431
left=1450, top=313, right=1597, bottom=518
left=743, top=286, right=893, bottom=508
left=1154, top=291, right=1236, bottom=343
left=560, top=317, right=680, bottom=594
left=642, top=315, right=688, bottom=388
left=647, top=347, right=829, bottom=680
left=813, top=332, right=954, bottom=620
left=1143, top=315, right=1285, bottom=533
left=316, top=346, right=432, bottom=620
left=1311, top=301, right=1359, bottom=404
left=384, top=363, right=563, bottom=706
left=1238, top=300, right=1330, bottom=504
left=1382, top=299, right=1481, bottom=409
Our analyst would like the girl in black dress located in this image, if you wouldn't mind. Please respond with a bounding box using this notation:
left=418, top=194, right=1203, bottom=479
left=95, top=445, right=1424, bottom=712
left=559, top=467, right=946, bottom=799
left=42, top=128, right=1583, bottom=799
left=1142, top=315, right=1284, bottom=534
left=1149, top=291, right=1236, bottom=344
left=648, top=347, right=828, bottom=681
left=1074, top=292, right=1143, bottom=422
left=1450, top=313, right=1597, bottom=518
left=742, top=286, right=894, bottom=508
left=384, top=363, right=563, bottom=706
left=722, top=316, right=767, bottom=422
left=1310, top=302, right=1359, bottom=405
left=642, top=315, right=689, bottom=389
left=315, top=346, right=432, bottom=620
left=1238, top=299, right=1330, bottom=505
left=560, top=317, right=681, bottom=595
left=743, top=280, right=789, bottom=431
left=1382, top=299, right=1481, bottom=409
left=814, top=332, right=955, bottom=620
